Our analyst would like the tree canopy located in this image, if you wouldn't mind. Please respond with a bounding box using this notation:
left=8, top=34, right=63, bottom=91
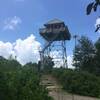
left=0, top=57, right=53, bottom=100
left=73, top=36, right=95, bottom=72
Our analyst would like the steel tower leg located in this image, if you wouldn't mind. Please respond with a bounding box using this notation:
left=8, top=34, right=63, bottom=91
left=62, top=40, right=68, bottom=68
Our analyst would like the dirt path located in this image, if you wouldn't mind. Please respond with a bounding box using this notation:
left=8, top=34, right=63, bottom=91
left=40, top=74, right=100, bottom=100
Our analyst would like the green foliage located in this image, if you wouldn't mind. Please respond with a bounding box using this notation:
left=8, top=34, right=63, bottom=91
left=0, top=57, right=21, bottom=72
left=86, top=0, right=100, bottom=15
left=0, top=57, right=53, bottom=100
left=52, top=68, right=100, bottom=98
left=73, top=36, right=95, bottom=73
left=73, top=36, right=100, bottom=76
left=94, top=38, right=100, bottom=75
left=0, top=72, right=9, bottom=100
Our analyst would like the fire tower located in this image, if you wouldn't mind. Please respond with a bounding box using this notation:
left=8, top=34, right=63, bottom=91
left=39, top=19, right=71, bottom=69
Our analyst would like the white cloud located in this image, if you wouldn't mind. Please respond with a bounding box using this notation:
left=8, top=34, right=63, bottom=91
left=0, top=35, right=73, bottom=68
left=50, top=51, right=74, bottom=68
left=95, top=17, right=100, bottom=33
left=0, top=34, right=41, bottom=65
left=0, top=41, right=13, bottom=59
left=3, top=16, right=22, bottom=31
left=14, top=34, right=41, bottom=65
left=96, top=17, right=100, bottom=25
left=67, top=55, right=74, bottom=69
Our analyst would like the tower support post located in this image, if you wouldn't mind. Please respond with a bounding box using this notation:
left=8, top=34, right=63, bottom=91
left=40, top=40, right=68, bottom=68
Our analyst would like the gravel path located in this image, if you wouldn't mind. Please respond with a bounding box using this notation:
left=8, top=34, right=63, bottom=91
left=41, top=74, right=100, bottom=100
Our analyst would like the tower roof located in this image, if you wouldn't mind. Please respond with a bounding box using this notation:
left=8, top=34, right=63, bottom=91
left=44, top=19, right=64, bottom=26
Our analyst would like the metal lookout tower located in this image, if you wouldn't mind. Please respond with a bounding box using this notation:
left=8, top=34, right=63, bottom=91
left=39, top=19, right=71, bottom=69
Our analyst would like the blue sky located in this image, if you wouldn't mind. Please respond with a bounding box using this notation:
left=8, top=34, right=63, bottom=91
left=0, top=0, right=100, bottom=66
left=0, top=0, right=99, bottom=41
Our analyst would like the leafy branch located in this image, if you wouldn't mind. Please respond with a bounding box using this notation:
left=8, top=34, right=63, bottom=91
left=86, top=0, right=100, bottom=15
left=86, top=0, right=100, bottom=32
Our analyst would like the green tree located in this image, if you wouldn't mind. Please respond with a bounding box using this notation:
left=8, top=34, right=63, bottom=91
left=0, top=72, right=9, bottom=100
left=94, top=38, right=100, bottom=75
left=0, top=57, right=21, bottom=72
left=0, top=57, right=53, bottom=100
left=6, top=68, right=52, bottom=100
left=73, top=36, right=95, bottom=72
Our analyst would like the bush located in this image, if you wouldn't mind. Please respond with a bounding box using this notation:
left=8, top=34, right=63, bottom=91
left=52, top=68, right=100, bottom=98
left=0, top=57, right=53, bottom=100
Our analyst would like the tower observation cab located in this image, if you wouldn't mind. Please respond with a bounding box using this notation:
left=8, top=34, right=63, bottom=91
left=39, top=19, right=71, bottom=69
left=40, top=19, right=71, bottom=41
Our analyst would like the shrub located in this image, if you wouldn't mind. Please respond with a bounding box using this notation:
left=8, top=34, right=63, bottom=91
left=52, top=68, right=100, bottom=97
